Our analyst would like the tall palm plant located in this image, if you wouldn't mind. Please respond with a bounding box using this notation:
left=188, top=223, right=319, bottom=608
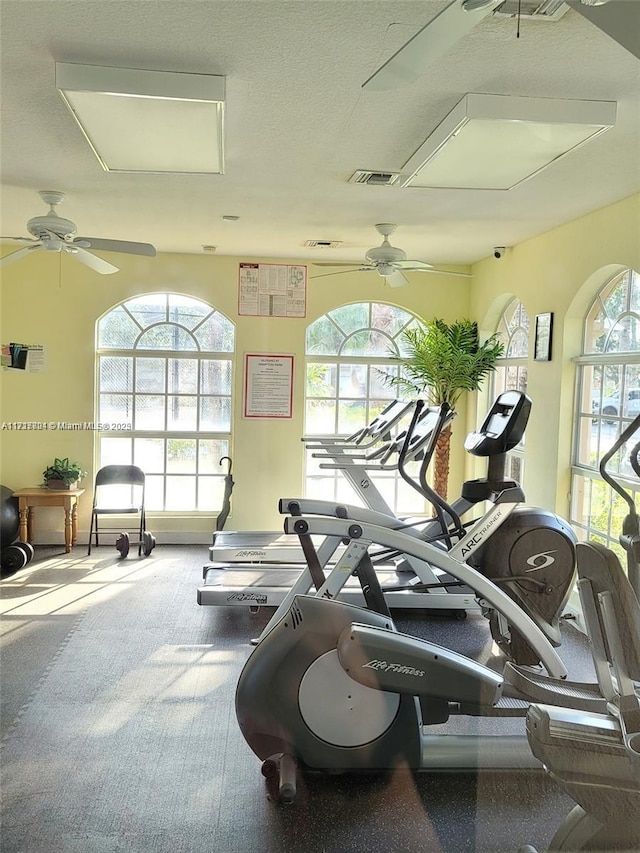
left=383, top=319, right=504, bottom=501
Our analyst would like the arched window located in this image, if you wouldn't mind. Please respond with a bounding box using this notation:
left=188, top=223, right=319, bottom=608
left=571, top=269, right=640, bottom=559
left=304, top=302, right=425, bottom=514
left=96, top=294, right=235, bottom=512
left=493, top=298, right=530, bottom=482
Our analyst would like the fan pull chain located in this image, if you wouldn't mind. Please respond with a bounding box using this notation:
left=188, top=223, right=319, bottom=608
left=517, top=0, right=522, bottom=37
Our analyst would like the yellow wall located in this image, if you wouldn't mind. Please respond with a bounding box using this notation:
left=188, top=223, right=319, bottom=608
left=470, top=192, right=640, bottom=518
left=3, top=191, right=638, bottom=543
left=0, top=250, right=471, bottom=541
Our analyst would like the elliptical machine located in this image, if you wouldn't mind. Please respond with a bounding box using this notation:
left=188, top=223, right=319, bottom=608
left=276, top=391, right=577, bottom=667
left=520, top=415, right=640, bottom=852
left=406, top=392, right=578, bottom=666
left=235, top=501, right=614, bottom=804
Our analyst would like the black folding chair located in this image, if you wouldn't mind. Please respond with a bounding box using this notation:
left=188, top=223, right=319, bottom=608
left=87, top=465, right=154, bottom=557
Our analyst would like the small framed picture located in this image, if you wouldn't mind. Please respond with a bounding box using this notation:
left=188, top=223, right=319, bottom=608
left=534, top=312, right=553, bottom=362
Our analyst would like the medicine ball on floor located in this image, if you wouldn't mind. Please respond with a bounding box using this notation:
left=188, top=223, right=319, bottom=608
left=0, top=485, right=20, bottom=548
left=1, top=484, right=35, bottom=578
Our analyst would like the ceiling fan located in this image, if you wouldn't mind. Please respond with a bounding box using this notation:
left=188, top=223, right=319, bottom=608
left=1, top=190, right=156, bottom=275
left=362, top=0, right=638, bottom=91
left=311, top=224, right=473, bottom=287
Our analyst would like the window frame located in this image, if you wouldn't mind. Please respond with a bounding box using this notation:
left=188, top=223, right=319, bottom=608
left=95, top=294, right=235, bottom=514
left=570, top=268, right=640, bottom=559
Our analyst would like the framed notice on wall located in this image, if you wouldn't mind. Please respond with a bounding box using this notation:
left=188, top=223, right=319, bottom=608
left=534, top=312, right=554, bottom=362
left=243, top=353, right=294, bottom=419
left=238, top=263, right=306, bottom=317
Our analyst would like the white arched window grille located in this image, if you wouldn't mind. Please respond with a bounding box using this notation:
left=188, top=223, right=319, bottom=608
left=571, top=268, right=640, bottom=559
left=492, top=298, right=530, bottom=482
left=304, top=302, right=426, bottom=515
left=96, top=293, right=235, bottom=512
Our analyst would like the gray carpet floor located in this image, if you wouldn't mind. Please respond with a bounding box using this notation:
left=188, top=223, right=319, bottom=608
left=0, top=544, right=609, bottom=852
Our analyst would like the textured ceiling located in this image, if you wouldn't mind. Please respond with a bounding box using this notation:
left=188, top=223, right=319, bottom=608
left=1, top=0, right=639, bottom=268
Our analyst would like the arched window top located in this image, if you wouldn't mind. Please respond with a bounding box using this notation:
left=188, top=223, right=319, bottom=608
left=98, top=293, right=234, bottom=352
left=584, top=269, right=640, bottom=355
left=306, top=302, right=422, bottom=358
left=495, top=298, right=530, bottom=359
left=136, top=324, right=199, bottom=351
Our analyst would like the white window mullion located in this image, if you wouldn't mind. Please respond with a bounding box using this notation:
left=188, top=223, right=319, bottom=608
left=96, top=295, right=234, bottom=512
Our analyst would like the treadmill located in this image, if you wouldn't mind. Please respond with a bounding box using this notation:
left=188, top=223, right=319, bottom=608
left=207, top=398, right=417, bottom=564
left=198, top=392, right=532, bottom=619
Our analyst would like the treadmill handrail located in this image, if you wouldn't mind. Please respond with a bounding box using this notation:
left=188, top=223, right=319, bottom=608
left=316, top=404, right=450, bottom=470
left=302, top=400, right=415, bottom=451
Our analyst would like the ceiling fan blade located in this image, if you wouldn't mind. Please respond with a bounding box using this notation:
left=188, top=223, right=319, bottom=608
left=310, top=267, right=374, bottom=279
left=425, top=268, right=474, bottom=278
left=312, top=262, right=373, bottom=268
left=75, top=237, right=156, bottom=257
left=566, top=1, right=640, bottom=61
left=385, top=271, right=410, bottom=288
left=362, top=0, right=500, bottom=91
left=0, top=235, right=39, bottom=243
left=1, top=244, right=43, bottom=265
left=66, top=246, right=119, bottom=275
left=395, top=260, right=434, bottom=271
left=394, top=260, right=473, bottom=277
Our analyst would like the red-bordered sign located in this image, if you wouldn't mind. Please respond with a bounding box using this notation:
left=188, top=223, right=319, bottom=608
left=243, top=353, right=294, bottom=419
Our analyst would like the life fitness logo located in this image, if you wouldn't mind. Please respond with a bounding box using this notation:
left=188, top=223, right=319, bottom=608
left=525, top=550, right=557, bottom=573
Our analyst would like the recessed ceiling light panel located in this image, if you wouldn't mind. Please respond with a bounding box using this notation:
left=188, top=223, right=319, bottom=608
left=56, top=63, right=225, bottom=174
left=400, top=93, right=616, bottom=191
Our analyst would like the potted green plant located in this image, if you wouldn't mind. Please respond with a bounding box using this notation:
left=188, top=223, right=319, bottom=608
left=382, top=319, right=504, bottom=501
left=42, top=457, right=86, bottom=491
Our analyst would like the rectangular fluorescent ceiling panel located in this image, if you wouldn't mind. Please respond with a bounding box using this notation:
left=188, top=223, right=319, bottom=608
left=56, top=63, right=225, bottom=174
left=400, top=94, right=616, bottom=191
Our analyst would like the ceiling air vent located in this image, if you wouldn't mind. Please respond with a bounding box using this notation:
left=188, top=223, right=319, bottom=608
left=304, top=240, right=343, bottom=249
left=494, top=0, right=569, bottom=20
left=348, top=170, right=401, bottom=186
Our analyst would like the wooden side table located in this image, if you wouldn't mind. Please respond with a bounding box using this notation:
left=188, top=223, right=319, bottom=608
left=12, top=487, right=85, bottom=553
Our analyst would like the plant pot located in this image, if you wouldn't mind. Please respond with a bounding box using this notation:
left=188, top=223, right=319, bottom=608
left=46, top=480, right=78, bottom=491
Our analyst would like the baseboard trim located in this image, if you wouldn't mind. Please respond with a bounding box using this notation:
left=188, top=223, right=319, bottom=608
left=31, top=530, right=211, bottom=546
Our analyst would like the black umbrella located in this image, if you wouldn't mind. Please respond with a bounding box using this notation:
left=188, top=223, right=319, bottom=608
left=216, top=456, right=234, bottom=531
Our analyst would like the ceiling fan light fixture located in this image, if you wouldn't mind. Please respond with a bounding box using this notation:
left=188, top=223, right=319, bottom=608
left=400, top=93, right=616, bottom=191
left=56, top=63, right=225, bottom=174
left=377, top=263, right=396, bottom=277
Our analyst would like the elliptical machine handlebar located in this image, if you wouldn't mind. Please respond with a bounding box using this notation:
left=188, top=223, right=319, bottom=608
left=396, top=399, right=464, bottom=546
left=599, top=414, right=640, bottom=516
left=631, top=441, right=640, bottom=479
left=598, top=413, right=640, bottom=598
